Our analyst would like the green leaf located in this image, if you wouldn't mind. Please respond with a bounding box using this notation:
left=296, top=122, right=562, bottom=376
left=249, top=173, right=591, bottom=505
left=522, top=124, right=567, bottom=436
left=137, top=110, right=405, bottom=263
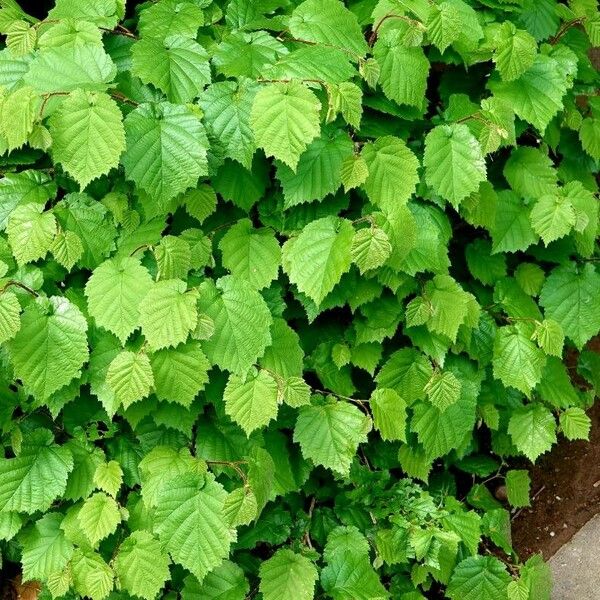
left=114, top=531, right=170, bottom=600
left=327, top=81, right=363, bottom=128
left=505, top=469, right=530, bottom=508
left=277, top=127, right=353, bottom=207
left=139, top=279, right=198, bottom=351
left=224, top=369, right=280, bottom=435
left=213, top=31, right=286, bottom=79
left=424, top=124, right=486, bottom=207
left=508, top=403, right=556, bottom=462
left=54, top=193, right=116, bottom=269
left=361, top=136, right=420, bottom=208
left=259, top=318, right=304, bottom=379
left=122, top=102, right=209, bottom=204
left=321, top=526, right=388, bottom=599
left=20, top=513, right=73, bottom=582
left=223, top=487, right=258, bottom=527
left=219, top=219, right=281, bottom=290
left=351, top=226, right=392, bottom=274
left=493, top=325, right=546, bottom=395
left=493, top=22, right=537, bottom=81
left=197, top=276, right=273, bottom=374
left=37, top=19, right=104, bottom=49
left=465, top=239, right=507, bottom=286
left=447, top=556, right=511, bottom=600
left=503, top=147, right=557, bottom=199
left=269, top=46, right=357, bottom=86
left=374, top=36, right=429, bottom=109
left=282, top=216, right=354, bottom=306
left=288, top=0, right=368, bottom=57
left=0, top=85, right=38, bottom=151
left=370, top=388, right=407, bottom=442
left=530, top=193, right=576, bottom=246
left=490, top=54, right=569, bottom=132
left=282, top=377, right=312, bottom=408
left=77, top=492, right=121, bottom=547
left=0, top=512, right=22, bottom=541
left=490, top=190, right=538, bottom=254
left=154, top=235, right=191, bottom=281
left=0, top=429, right=73, bottom=513
left=7, top=202, right=56, bottom=266
left=560, top=407, right=591, bottom=441
left=412, top=375, right=478, bottom=460
left=24, top=44, right=116, bottom=93
left=425, top=370, right=462, bottom=412
left=8, top=296, right=88, bottom=400
left=48, top=0, right=121, bottom=28
left=51, top=230, right=84, bottom=271
left=198, top=80, right=258, bottom=169
left=0, top=290, right=21, bottom=344
left=427, top=2, right=461, bottom=53
left=182, top=561, right=249, bottom=600
left=293, top=398, right=372, bottom=476
left=5, top=20, right=36, bottom=56
left=340, top=155, right=369, bottom=192
left=422, top=275, right=475, bottom=343
left=150, top=341, right=210, bottom=407
left=85, top=256, right=153, bottom=345
left=539, top=263, right=600, bottom=349
left=579, top=117, right=600, bottom=160
left=0, top=169, right=56, bottom=231
left=532, top=319, right=564, bottom=357
left=50, top=90, right=125, bottom=189
left=376, top=348, right=433, bottom=404
left=182, top=184, right=217, bottom=224
left=63, top=439, right=104, bottom=502
left=138, top=0, right=204, bottom=39
left=132, top=36, right=210, bottom=104
left=93, top=461, right=123, bottom=498
left=250, top=81, right=321, bottom=170
left=259, top=549, right=318, bottom=600
left=153, top=473, right=233, bottom=582
left=71, top=548, right=114, bottom=600
left=106, top=351, right=153, bottom=409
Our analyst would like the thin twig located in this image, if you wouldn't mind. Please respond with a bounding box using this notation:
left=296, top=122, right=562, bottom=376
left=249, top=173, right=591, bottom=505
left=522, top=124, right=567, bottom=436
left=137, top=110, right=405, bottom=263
left=100, top=24, right=137, bottom=39
left=257, top=78, right=325, bottom=85
left=550, top=18, right=585, bottom=45
left=39, top=91, right=69, bottom=118
left=368, top=13, right=425, bottom=46
left=206, top=460, right=248, bottom=483
left=276, top=33, right=363, bottom=61
left=0, top=280, right=38, bottom=297
left=511, top=485, right=546, bottom=521
left=129, top=244, right=152, bottom=257
left=110, top=90, right=139, bottom=107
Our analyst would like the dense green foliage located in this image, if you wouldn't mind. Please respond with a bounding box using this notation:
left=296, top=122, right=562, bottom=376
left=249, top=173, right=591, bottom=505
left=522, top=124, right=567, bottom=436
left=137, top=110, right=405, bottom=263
left=0, top=0, right=599, bottom=598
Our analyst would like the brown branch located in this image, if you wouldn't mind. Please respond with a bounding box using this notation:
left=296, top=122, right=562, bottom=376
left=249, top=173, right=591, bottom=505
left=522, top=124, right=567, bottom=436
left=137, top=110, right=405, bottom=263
left=276, top=33, right=363, bottom=61
left=39, top=91, right=69, bottom=118
left=0, top=280, right=38, bottom=297
left=110, top=91, right=139, bottom=107
left=257, top=78, right=325, bottom=85
left=129, top=244, right=152, bottom=257
left=550, top=18, right=585, bottom=45
left=206, top=460, right=248, bottom=483
left=368, top=13, right=425, bottom=46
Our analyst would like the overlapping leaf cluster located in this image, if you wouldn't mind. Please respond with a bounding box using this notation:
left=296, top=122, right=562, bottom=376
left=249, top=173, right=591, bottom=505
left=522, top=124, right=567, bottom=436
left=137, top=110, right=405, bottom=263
left=0, top=0, right=598, bottom=598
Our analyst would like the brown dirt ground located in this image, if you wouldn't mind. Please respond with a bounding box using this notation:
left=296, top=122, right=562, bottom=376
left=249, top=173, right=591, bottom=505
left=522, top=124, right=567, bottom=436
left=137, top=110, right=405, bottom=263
left=511, top=338, right=600, bottom=560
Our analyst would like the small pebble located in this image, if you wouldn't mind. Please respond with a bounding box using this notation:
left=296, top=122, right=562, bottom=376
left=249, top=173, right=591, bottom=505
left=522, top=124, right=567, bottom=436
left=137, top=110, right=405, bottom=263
left=593, top=480, right=600, bottom=488
left=550, top=531, right=555, bottom=537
